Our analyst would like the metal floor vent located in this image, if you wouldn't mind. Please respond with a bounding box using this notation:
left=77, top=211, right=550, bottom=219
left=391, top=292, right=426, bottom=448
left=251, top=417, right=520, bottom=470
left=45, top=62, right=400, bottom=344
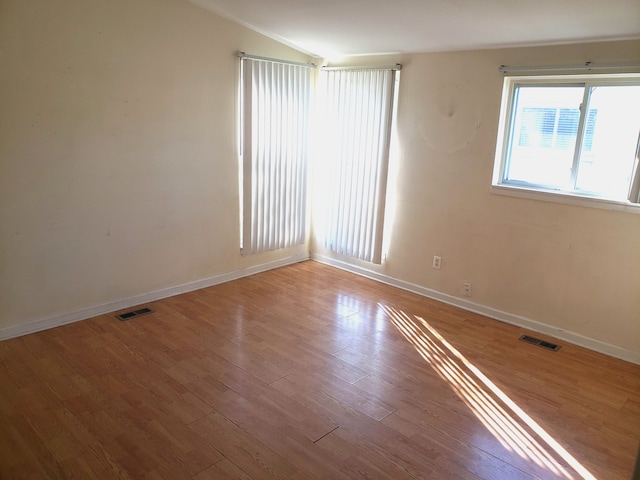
left=519, top=335, right=561, bottom=351
left=116, top=307, right=153, bottom=321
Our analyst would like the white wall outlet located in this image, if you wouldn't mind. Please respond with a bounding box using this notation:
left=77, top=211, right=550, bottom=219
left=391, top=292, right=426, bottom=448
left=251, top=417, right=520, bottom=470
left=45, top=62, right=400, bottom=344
left=433, top=256, right=441, bottom=269
left=463, top=282, right=472, bottom=297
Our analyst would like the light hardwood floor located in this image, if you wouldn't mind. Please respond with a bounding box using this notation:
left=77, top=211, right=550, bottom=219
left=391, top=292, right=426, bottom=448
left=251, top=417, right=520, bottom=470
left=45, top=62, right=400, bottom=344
left=1, top=261, right=639, bottom=479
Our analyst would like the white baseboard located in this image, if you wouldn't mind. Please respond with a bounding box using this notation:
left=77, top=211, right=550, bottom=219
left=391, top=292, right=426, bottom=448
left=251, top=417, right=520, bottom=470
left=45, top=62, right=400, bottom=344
left=312, top=254, right=640, bottom=365
left=5, top=251, right=637, bottom=365
left=0, top=253, right=310, bottom=341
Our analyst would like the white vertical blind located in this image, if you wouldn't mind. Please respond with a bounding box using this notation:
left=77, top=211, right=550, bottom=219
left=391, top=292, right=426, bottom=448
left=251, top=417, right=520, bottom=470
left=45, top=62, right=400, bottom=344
left=240, top=57, right=311, bottom=254
left=319, top=68, right=398, bottom=264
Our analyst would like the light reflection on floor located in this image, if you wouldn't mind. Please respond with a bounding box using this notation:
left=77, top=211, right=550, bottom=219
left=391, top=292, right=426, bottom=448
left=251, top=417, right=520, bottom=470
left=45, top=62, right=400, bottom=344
left=381, top=304, right=597, bottom=480
left=335, top=294, right=388, bottom=333
left=331, top=295, right=390, bottom=363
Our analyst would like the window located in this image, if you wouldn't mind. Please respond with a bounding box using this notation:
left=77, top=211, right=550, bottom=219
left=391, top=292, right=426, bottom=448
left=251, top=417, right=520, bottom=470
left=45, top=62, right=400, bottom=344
left=316, top=67, right=400, bottom=264
left=239, top=56, right=312, bottom=254
left=493, top=74, right=640, bottom=207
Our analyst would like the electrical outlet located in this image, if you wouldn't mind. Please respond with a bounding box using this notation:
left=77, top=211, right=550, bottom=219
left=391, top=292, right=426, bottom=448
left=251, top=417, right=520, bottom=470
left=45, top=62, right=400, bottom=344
left=433, top=256, right=441, bottom=269
left=463, top=282, right=472, bottom=297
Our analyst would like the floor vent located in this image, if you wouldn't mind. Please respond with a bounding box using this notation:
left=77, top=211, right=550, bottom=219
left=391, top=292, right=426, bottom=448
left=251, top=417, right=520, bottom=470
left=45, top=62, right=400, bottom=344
left=519, top=335, right=561, bottom=351
left=116, top=307, right=153, bottom=321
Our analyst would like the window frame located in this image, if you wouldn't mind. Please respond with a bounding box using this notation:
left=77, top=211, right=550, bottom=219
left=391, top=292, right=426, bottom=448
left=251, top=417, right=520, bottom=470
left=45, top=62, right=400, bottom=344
left=491, top=73, right=640, bottom=214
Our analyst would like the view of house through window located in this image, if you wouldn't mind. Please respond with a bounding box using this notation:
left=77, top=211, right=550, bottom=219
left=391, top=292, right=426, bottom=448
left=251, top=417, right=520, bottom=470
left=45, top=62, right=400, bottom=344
left=495, top=75, right=640, bottom=203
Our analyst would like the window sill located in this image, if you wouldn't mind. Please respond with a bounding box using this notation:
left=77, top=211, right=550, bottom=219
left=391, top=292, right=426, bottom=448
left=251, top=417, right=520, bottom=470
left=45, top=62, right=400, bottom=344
left=490, top=184, right=640, bottom=214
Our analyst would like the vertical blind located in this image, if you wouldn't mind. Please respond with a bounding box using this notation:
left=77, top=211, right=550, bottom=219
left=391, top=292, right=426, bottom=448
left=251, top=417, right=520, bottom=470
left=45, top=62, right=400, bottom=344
left=319, top=67, right=398, bottom=264
left=240, top=57, right=311, bottom=254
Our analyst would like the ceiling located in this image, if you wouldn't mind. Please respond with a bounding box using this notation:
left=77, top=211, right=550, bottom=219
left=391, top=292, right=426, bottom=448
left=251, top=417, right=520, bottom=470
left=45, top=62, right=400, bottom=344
left=190, top=0, right=640, bottom=58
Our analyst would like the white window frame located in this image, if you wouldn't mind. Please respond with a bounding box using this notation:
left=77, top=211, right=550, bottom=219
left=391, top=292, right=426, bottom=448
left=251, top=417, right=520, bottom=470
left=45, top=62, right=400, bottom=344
left=491, top=73, right=640, bottom=214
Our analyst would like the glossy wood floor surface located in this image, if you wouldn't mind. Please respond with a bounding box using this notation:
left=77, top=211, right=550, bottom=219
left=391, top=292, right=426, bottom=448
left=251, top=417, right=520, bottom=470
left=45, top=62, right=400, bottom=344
left=1, top=261, right=639, bottom=479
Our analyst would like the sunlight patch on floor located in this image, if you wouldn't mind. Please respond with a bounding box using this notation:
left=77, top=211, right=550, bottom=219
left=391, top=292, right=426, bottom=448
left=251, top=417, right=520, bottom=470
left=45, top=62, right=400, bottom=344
left=381, top=304, right=597, bottom=480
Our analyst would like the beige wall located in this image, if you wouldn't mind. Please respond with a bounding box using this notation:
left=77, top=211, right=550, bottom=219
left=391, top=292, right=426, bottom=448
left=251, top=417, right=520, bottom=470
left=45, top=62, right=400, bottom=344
left=1, top=0, right=638, bottom=356
left=314, top=40, right=640, bottom=355
left=0, top=0, right=310, bottom=330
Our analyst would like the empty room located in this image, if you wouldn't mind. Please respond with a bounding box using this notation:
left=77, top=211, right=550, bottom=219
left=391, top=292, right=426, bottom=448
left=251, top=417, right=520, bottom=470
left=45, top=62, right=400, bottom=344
left=1, top=0, right=639, bottom=478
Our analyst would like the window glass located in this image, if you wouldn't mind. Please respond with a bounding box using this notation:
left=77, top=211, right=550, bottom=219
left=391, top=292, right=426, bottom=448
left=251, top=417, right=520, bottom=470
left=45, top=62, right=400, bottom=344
left=506, top=86, right=584, bottom=189
left=495, top=75, right=640, bottom=206
left=575, top=85, right=640, bottom=197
